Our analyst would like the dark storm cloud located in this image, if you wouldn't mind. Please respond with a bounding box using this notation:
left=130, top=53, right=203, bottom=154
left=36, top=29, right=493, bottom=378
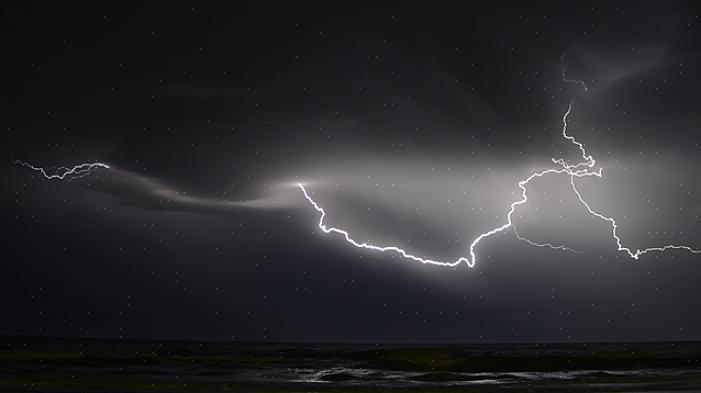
left=572, top=49, right=666, bottom=94
left=162, top=83, right=250, bottom=100
left=4, top=1, right=701, bottom=342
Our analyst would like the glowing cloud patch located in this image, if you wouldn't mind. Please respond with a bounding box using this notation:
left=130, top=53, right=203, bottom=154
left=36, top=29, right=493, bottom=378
left=297, top=55, right=700, bottom=267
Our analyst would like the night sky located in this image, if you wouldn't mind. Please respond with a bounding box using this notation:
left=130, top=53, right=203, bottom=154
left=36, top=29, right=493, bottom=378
left=4, top=2, right=701, bottom=343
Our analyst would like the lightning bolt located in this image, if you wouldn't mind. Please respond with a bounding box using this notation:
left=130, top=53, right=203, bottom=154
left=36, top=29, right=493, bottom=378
left=13, top=56, right=701, bottom=267
left=13, top=159, right=110, bottom=180
left=513, top=226, right=582, bottom=255
left=298, top=54, right=701, bottom=267
left=570, top=176, right=701, bottom=259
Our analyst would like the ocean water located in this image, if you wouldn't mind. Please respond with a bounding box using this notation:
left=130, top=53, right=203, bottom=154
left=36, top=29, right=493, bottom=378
left=1, top=336, right=700, bottom=392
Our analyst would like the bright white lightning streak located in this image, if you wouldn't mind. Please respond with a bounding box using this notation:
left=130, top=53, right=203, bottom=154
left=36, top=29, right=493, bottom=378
left=298, top=54, right=701, bottom=267
left=13, top=159, right=110, bottom=180
left=298, top=168, right=598, bottom=268
left=570, top=176, right=701, bottom=259
left=12, top=56, right=700, bottom=265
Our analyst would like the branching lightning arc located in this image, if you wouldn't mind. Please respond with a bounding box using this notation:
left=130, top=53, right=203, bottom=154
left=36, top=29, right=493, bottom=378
left=297, top=54, right=701, bottom=267
left=13, top=160, right=110, bottom=180
left=14, top=55, right=701, bottom=267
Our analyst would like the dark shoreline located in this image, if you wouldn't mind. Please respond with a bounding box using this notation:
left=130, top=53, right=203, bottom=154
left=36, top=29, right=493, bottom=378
left=4, top=333, right=701, bottom=346
left=2, top=335, right=701, bottom=392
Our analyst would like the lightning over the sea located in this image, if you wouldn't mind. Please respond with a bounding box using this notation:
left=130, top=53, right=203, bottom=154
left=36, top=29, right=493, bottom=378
left=297, top=54, right=701, bottom=267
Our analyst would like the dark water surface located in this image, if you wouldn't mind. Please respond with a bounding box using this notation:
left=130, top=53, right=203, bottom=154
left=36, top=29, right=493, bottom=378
left=1, top=336, right=701, bottom=392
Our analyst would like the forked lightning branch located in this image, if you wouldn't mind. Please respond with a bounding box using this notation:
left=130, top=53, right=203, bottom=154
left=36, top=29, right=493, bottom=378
left=297, top=54, right=700, bottom=267
left=16, top=55, right=701, bottom=268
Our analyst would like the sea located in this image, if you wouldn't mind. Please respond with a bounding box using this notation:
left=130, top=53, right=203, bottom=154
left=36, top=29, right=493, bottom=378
left=1, top=336, right=700, bottom=392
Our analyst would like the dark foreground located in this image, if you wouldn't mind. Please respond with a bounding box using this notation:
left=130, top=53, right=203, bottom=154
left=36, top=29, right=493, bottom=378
left=1, top=336, right=701, bottom=392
